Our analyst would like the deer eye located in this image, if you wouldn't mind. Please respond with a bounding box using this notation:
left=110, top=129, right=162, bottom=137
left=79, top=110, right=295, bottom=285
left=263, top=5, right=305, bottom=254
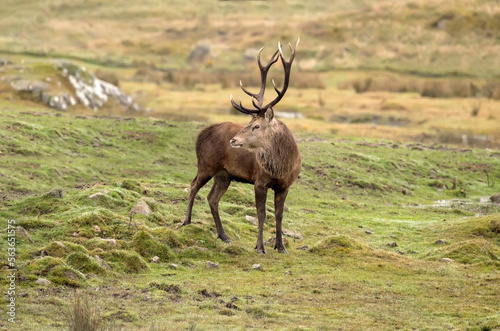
left=253, top=125, right=260, bottom=131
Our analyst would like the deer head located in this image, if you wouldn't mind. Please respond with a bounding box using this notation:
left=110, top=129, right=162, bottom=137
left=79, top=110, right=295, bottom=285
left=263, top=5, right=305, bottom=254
left=229, top=38, right=299, bottom=150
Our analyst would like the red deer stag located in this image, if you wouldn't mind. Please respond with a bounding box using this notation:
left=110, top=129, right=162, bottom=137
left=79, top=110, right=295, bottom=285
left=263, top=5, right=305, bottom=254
left=182, top=39, right=301, bottom=253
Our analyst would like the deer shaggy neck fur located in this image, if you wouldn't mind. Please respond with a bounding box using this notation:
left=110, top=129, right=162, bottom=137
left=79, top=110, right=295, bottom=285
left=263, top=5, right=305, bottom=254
left=257, top=120, right=300, bottom=180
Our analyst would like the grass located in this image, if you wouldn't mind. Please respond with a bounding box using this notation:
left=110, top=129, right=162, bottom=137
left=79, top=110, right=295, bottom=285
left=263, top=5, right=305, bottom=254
left=0, top=106, right=499, bottom=330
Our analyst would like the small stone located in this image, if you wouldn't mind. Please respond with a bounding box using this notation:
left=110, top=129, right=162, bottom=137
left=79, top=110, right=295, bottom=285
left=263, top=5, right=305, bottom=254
left=365, top=230, right=373, bottom=235
left=129, top=201, right=151, bottom=216
left=88, top=192, right=105, bottom=199
left=387, top=242, right=398, bottom=247
left=264, top=236, right=287, bottom=247
left=296, top=245, right=309, bottom=251
left=150, top=256, right=160, bottom=263
left=169, top=263, right=178, bottom=270
left=16, top=226, right=34, bottom=243
left=490, top=193, right=500, bottom=204
left=282, top=229, right=304, bottom=240
left=440, top=258, right=454, bottom=263
left=206, top=261, right=219, bottom=269
left=102, top=238, right=117, bottom=247
left=285, top=270, right=292, bottom=275
left=35, top=278, right=51, bottom=286
left=435, top=239, right=446, bottom=245
left=245, top=215, right=258, bottom=226
left=94, top=255, right=111, bottom=270
left=44, top=188, right=63, bottom=198
left=183, top=188, right=190, bottom=193
left=93, top=225, right=102, bottom=233
left=251, top=264, right=262, bottom=271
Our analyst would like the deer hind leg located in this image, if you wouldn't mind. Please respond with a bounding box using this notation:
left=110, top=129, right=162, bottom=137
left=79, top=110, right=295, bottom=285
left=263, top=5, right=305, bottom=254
left=183, top=172, right=212, bottom=226
left=207, top=171, right=232, bottom=243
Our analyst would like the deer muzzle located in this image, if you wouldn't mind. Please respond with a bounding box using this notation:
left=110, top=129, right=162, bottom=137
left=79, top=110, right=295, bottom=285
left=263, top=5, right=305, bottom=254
left=230, top=138, right=242, bottom=148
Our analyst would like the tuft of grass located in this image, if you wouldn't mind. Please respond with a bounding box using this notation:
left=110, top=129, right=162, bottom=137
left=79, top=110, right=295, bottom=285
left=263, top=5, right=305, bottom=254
left=65, top=252, right=107, bottom=275
left=64, top=294, right=102, bottom=331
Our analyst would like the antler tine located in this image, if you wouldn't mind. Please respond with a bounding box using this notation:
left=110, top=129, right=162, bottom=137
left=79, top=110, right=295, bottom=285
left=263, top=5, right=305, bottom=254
left=230, top=94, right=260, bottom=115
left=231, top=47, right=280, bottom=114
left=258, top=38, right=299, bottom=111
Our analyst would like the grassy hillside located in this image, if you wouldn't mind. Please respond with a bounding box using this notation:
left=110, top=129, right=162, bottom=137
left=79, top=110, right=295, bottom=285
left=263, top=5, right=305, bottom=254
left=0, top=106, right=499, bottom=330
left=0, top=0, right=499, bottom=76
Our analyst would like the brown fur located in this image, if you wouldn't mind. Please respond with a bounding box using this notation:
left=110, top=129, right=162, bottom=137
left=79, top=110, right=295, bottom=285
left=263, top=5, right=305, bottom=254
left=183, top=116, right=301, bottom=253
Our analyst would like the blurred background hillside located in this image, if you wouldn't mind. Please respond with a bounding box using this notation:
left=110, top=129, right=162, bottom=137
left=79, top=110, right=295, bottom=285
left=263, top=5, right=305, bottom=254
left=1, top=0, right=499, bottom=146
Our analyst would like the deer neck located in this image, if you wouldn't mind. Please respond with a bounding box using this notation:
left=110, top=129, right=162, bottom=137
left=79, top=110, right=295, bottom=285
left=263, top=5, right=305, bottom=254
left=256, top=123, right=298, bottom=179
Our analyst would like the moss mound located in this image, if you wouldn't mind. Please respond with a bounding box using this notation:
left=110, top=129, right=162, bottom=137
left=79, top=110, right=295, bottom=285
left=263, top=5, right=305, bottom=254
left=131, top=230, right=174, bottom=260
left=152, top=227, right=184, bottom=248
left=426, top=239, right=500, bottom=264
left=65, top=252, right=106, bottom=274
left=309, top=235, right=364, bottom=256
left=28, top=256, right=86, bottom=287
left=71, top=209, right=124, bottom=227
left=177, top=224, right=218, bottom=249
left=102, top=250, right=149, bottom=273
left=42, top=241, right=87, bottom=258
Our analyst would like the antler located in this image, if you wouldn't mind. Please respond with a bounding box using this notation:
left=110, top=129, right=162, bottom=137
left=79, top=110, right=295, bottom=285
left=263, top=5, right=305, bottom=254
left=230, top=37, right=300, bottom=116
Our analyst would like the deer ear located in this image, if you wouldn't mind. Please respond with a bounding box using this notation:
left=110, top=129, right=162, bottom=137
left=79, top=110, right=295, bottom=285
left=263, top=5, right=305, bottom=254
left=265, top=108, right=274, bottom=123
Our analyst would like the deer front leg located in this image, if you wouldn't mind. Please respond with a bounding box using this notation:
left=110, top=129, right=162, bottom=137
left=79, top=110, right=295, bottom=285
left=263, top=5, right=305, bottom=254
left=254, top=184, right=268, bottom=254
left=274, top=188, right=289, bottom=253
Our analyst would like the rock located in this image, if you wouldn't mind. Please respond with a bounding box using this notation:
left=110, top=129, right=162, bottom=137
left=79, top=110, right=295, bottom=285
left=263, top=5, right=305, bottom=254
left=245, top=215, right=258, bottom=226
left=251, top=264, right=262, bottom=271
left=365, top=230, right=373, bottom=235
left=101, top=238, right=117, bottom=247
left=44, top=188, right=63, bottom=198
left=94, top=255, right=112, bottom=270
left=490, top=193, right=500, bottom=204
left=387, top=242, right=398, bottom=247
left=16, top=226, right=34, bottom=243
left=282, top=229, right=303, bottom=240
left=435, top=239, right=446, bottom=245
left=88, top=192, right=106, bottom=199
left=72, top=232, right=79, bottom=237
left=0, top=58, right=12, bottom=66
left=264, top=236, right=287, bottom=247
left=296, top=245, right=309, bottom=251
left=129, top=201, right=151, bottom=216
left=169, top=263, right=178, bottom=270
left=285, top=270, right=292, bottom=275
left=206, top=261, right=219, bottom=269
left=35, top=278, right=51, bottom=286
left=93, top=225, right=102, bottom=233
left=140, top=197, right=156, bottom=205
left=183, top=187, right=190, bottom=193
left=440, top=258, right=454, bottom=263
left=150, top=256, right=160, bottom=263
left=92, top=138, right=101, bottom=147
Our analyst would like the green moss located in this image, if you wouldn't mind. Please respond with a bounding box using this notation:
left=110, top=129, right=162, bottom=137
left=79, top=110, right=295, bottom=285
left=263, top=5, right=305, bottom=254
left=14, top=196, right=69, bottom=216
left=42, top=241, right=87, bottom=258
left=131, top=230, right=173, bottom=260
left=152, top=228, right=184, bottom=248
left=426, top=239, right=500, bottom=264
left=102, top=250, right=149, bottom=273
left=220, top=244, right=248, bottom=256
left=121, top=180, right=145, bottom=194
left=309, top=235, right=364, bottom=255
left=65, top=252, right=106, bottom=274
left=177, top=224, right=218, bottom=249
left=28, top=256, right=86, bottom=287
left=71, top=209, right=124, bottom=227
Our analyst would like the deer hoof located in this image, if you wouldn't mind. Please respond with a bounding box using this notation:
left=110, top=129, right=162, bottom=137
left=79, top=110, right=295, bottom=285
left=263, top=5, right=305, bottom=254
left=276, top=247, right=288, bottom=254
left=219, top=235, right=232, bottom=243
left=255, top=247, right=266, bottom=254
